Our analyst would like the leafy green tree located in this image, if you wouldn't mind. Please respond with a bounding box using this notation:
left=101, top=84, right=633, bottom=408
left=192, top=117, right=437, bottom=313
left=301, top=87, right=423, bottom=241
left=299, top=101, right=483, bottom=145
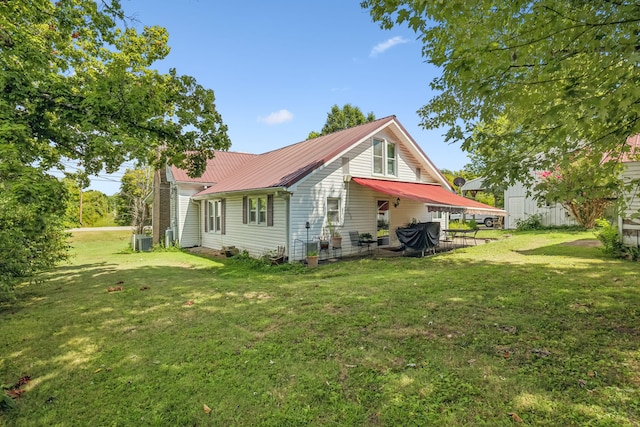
left=533, top=159, right=622, bottom=228
left=81, top=190, right=114, bottom=227
left=63, top=177, right=116, bottom=227
left=1, top=1, right=230, bottom=296
left=308, top=104, right=376, bottom=138
left=116, top=167, right=153, bottom=234
left=361, top=1, right=640, bottom=189
left=62, top=177, right=82, bottom=228
left=0, top=155, right=69, bottom=300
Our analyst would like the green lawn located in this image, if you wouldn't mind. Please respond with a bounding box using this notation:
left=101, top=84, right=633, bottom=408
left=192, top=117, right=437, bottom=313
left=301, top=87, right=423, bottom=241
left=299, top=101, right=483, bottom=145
left=1, top=230, right=639, bottom=426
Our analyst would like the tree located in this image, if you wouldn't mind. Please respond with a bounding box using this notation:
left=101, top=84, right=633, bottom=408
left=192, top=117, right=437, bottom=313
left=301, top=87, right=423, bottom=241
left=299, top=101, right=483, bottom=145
left=116, top=167, right=153, bottom=234
left=1, top=1, right=230, bottom=296
left=533, top=159, right=622, bottom=228
left=308, top=104, right=376, bottom=138
left=62, top=178, right=111, bottom=227
left=361, top=1, right=640, bottom=189
left=0, top=156, right=69, bottom=300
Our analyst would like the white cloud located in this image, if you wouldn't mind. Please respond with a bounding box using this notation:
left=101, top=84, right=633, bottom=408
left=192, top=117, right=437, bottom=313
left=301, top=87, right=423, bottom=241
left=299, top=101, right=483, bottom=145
left=370, top=36, right=409, bottom=57
left=258, top=109, right=294, bottom=125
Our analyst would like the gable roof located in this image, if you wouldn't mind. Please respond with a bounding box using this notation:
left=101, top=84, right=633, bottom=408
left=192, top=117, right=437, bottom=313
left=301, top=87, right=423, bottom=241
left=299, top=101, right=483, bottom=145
left=193, top=115, right=450, bottom=197
left=169, top=151, right=257, bottom=184
left=196, top=116, right=395, bottom=195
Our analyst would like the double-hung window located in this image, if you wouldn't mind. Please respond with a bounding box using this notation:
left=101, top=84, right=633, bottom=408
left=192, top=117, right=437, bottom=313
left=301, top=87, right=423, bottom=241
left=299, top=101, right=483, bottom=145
left=327, top=198, right=340, bottom=224
left=208, top=200, right=222, bottom=232
left=248, top=196, right=267, bottom=225
left=372, top=138, right=397, bottom=176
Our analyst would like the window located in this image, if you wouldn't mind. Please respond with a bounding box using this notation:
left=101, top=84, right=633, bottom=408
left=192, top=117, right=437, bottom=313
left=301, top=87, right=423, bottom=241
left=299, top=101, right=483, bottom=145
left=387, top=143, right=396, bottom=175
left=248, top=196, right=267, bottom=225
left=373, top=138, right=384, bottom=174
left=327, top=198, right=340, bottom=224
left=372, top=138, right=397, bottom=176
left=208, top=200, right=222, bottom=232
left=243, top=195, right=273, bottom=226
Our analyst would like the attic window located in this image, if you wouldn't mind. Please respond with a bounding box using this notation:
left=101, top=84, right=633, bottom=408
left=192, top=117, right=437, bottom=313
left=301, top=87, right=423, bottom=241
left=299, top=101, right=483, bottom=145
left=373, top=138, right=397, bottom=177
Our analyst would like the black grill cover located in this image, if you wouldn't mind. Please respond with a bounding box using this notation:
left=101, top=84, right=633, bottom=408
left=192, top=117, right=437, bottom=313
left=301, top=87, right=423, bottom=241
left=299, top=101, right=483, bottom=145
left=395, top=222, right=440, bottom=252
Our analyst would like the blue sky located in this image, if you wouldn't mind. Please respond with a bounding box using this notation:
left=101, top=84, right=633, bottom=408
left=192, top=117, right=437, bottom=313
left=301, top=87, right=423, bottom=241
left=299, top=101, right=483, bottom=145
left=86, top=0, right=470, bottom=194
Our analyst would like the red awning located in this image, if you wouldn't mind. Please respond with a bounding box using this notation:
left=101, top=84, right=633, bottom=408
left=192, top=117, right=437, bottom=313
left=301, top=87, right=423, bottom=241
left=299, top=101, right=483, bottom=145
left=352, top=177, right=506, bottom=216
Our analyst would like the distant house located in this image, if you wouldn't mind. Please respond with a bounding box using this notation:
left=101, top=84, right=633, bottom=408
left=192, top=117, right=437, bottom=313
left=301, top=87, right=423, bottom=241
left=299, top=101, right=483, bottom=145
left=502, top=136, right=640, bottom=231
left=618, top=135, right=640, bottom=247
left=152, top=116, right=504, bottom=261
left=503, top=181, right=577, bottom=229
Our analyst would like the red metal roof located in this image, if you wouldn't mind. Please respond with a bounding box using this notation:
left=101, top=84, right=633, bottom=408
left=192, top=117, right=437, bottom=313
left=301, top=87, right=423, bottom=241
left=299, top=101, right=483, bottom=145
left=352, top=177, right=507, bottom=215
left=600, top=135, right=640, bottom=163
left=621, top=135, right=640, bottom=163
left=170, top=151, right=257, bottom=184
left=196, top=116, right=399, bottom=196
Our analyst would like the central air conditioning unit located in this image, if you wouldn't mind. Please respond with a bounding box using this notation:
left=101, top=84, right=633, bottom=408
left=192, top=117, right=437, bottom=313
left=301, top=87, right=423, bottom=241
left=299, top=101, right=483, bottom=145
left=165, top=228, right=174, bottom=246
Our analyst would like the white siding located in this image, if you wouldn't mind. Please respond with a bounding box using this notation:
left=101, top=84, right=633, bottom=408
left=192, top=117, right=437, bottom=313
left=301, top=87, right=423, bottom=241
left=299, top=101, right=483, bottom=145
left=191, top=123, right=451, bottom=259
left=177, top=186, right=201, bottom=247
left=504, top=181, right=576, bottom=229
left=200, top=194, right=288, bottom=258
left=348, top=129, right=441, bottom=184
left=620, top=162, right=640, bottom=246
left=288, top=132, right=440, bottom=259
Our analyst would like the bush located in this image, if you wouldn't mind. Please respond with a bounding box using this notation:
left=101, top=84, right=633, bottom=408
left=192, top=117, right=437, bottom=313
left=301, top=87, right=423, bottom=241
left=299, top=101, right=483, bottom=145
left=515, top=214, right=544, bottom=231
left=448, top=219, right=478, bottom=230
left=594, top=218, right=624, bottom=257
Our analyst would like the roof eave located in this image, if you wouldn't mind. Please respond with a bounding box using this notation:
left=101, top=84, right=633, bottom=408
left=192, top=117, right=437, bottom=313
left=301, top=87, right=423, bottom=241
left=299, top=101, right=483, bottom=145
left=192, top=186, right=291, bottom=200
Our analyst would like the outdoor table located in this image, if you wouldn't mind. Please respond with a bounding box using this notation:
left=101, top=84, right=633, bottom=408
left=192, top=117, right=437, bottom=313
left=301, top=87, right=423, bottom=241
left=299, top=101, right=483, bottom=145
left=442, top=229, right=479, bottom=247
left=360, top=239, right=377, bottom=255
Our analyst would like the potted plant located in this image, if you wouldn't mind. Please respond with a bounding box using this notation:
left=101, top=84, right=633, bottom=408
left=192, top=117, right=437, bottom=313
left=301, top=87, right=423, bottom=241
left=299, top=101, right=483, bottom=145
left=327, top=217, right=342, bottom=248
left=306, top=250, right=319, bottom=268
left=359, top=232, right=373, bottom=241
left=319, top=230, right=330, bottom=250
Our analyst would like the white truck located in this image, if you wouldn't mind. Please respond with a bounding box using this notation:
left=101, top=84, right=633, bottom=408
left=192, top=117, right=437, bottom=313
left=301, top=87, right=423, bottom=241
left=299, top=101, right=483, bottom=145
left=449, top=213, right=499, bottom=228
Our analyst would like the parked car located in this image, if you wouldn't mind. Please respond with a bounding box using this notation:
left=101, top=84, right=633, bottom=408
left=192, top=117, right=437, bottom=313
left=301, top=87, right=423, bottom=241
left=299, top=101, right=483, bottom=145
left=449, top=213, right=498, bottom=228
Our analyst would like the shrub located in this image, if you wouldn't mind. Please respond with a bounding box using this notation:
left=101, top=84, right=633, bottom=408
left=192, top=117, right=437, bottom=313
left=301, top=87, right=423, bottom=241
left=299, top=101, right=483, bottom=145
left=515, top=214, right=544, bottom=231
left=594, top=218, right=623, bottom=257
left=448, top=221, right=473, bottom=230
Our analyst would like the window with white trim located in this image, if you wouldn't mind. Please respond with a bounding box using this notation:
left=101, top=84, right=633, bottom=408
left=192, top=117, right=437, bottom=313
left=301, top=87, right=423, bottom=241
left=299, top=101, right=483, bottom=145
left=248, top=196, right=267, bottom=225
left=372, top=138, right=397, bottom=176
left=327, top=197, right=340, bottom=224
left=208, top=200, right=222, bottom=232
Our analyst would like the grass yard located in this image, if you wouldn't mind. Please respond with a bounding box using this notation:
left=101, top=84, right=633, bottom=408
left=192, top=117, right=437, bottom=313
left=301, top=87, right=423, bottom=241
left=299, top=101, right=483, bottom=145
left=1, top=229, right=639, bottom=426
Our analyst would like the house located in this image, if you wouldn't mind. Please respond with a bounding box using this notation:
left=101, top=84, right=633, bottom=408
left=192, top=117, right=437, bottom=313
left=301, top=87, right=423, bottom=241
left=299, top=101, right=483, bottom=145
left=153, top=116, right=505, bottom=261
left=503, top=181, right=577, bottom=229
left=618, top=135, right=640, bottom=247
left=502, top=136, right=640, bottom=231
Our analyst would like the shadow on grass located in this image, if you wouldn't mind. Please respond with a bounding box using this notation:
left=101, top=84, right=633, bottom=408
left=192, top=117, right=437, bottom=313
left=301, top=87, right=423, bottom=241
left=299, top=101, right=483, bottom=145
left=1, top=242, right=639, bottom=425
left=515, top=241, right=606, bottom=259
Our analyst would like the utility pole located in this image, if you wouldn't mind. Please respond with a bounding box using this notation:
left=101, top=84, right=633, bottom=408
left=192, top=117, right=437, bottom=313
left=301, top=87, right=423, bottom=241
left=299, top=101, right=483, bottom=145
left=79, top=188, right=83, bottom=226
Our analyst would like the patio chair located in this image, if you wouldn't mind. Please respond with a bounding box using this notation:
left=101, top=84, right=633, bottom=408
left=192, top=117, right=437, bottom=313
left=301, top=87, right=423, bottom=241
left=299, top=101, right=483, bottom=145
left=348, top=231, right=364, bottom=254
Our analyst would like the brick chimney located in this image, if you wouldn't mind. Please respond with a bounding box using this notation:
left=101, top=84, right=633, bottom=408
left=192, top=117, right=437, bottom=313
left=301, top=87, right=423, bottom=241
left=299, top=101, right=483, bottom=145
left=152, top=168, right=171, bottom=245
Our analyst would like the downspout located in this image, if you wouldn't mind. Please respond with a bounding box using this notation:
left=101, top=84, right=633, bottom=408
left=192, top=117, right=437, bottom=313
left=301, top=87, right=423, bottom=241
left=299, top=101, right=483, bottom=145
left=286, top=194, right=291, bottom=262
left=197, top=200, right=202, bottom=247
